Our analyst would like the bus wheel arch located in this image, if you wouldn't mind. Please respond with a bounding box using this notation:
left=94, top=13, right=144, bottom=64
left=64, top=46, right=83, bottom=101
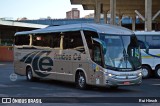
left=141, top=64, right=152, bottom=78
left=75, top=69, right=87, bottom=89
left=155, top=65, right=160, bottom=78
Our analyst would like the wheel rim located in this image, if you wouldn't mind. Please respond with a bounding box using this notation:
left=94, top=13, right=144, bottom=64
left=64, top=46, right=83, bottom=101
left=78, top=73, right=85, bottom=88
left=157, top=69, right=160, bottom=77
left=27, top=69, right=32, bottom=80
left=142, top=68, right=148, bottom=77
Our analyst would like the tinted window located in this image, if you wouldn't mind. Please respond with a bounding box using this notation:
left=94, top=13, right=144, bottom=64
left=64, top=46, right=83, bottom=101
left=83, top=31, right=99, bottom=49
left=146, top=35, right=160, bottom=49
left=32, top=33, right=60, bottom=48
left=63, top=31, right=84, bottom=53
left=136, top=35, right=146, bottom=49
left=15, top=35, right=30, bottom=45
left=51, top=33, right=61, bottom=48
left=93, top=44, right=102, bottom=66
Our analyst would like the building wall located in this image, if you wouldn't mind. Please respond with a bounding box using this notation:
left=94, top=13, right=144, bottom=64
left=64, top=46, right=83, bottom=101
left=66, top=8, right=80, bottom=19
left=0, top=46, right=13, bottom=62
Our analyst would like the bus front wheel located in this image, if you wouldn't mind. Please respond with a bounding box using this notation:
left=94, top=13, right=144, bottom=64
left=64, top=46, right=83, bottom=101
left=76, top=71, right=87, bottom=89
left=155, top=66, right=160, bottom=78
left=141, top=65, right=151, bottom=78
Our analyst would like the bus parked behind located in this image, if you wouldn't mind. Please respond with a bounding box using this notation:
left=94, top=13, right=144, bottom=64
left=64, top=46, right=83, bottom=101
left=135, top=31, right=160, bottom=78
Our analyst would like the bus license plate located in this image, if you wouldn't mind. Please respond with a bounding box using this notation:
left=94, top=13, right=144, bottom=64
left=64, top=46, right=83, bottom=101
left=124, top=81, right=130, bottom=85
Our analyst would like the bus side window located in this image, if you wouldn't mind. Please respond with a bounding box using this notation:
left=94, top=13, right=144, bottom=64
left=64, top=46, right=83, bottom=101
left=32, top=33, right=61, bottom=48
left=32, top=34, right=50, bottom=47
left=93, top=44, right=102, bottom=66
left=146, top=35, right=160, bottom=49
left=15, top=35, right=30, bottom=46
left=51, top=33, right=61, bottom=48
left=63, top=31, right=85, bottom=53
left=137, top=35, right=146, bottom=49
left=138, top=40, right=146, bottom=49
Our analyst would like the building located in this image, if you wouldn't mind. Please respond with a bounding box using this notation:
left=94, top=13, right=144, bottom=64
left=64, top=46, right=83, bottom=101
left=66, top=8, right=80, bottom=19
left=0, top=20, right=47, bottom=62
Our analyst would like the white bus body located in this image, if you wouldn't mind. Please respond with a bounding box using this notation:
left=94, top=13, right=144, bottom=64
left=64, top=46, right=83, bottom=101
left=14, top=24, right=142, bottom=89
left=135, top=31, right=160, bottom=78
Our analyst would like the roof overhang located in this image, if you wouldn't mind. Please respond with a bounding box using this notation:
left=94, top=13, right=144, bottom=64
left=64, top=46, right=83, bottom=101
left=0, top=20, right=48, bottom=28
left=70, top=0, right=160, bottom=18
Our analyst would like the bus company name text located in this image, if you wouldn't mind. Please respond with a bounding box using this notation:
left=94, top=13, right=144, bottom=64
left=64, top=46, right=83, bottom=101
left=54, top=53, right=81, bottom=61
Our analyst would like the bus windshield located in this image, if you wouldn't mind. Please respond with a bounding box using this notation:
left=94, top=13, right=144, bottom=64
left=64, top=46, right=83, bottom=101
left=100, top=34, right=141, bottom=71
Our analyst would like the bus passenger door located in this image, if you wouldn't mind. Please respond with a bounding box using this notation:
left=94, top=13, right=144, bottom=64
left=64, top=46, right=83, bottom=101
left=89, top=41, right=104, bottom=85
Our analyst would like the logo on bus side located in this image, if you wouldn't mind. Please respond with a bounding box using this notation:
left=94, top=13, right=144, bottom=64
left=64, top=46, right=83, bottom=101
left=20, top=51, right=82, bottom=77
left=20, top=51, right=53, bottom=77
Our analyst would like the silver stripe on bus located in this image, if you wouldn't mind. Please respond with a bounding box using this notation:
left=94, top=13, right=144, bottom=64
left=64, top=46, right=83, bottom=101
left=35, top=70, right=73, bottom=76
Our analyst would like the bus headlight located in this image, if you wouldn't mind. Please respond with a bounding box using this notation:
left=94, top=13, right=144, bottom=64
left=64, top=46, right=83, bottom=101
left=108, top=74, right=112, bottom=77
left=138, top=73, right=142, bottom=77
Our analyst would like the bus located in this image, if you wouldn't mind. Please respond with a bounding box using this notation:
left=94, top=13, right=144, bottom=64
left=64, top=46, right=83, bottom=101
left=14, top=23, right=142, bottom=89
left=135, top=31, right=160, bottom=78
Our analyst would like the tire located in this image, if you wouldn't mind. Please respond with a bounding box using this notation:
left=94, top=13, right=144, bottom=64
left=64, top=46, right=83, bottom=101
left=141, top=65, right=151, bottom=79
left=76, top=71, right=87, bottom=89
left=155, top=66, right=160, bottom=78
left=26, top=67, right=37, bottom=81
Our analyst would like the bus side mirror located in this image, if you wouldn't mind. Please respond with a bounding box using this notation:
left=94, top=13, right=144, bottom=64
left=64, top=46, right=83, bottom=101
left=144, top=42, right=149, bottom=54
left=145, top=47, right=149, bottom=54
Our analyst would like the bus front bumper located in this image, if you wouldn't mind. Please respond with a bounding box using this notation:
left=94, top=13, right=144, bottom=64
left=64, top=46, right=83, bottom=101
left=105, top=76, right=142, bottom=86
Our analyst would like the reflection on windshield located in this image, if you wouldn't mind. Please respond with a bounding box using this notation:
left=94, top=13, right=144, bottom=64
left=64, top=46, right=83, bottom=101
left=100, top=34, right=141, bottom=70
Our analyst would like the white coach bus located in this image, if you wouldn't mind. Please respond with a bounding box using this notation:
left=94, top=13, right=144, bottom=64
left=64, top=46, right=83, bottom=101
left=135, top=31, right=160, bottom=78
left=14, top=23, right=142, bottom=89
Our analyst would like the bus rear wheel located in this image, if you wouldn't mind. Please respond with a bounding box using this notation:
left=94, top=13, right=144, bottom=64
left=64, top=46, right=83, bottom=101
left=141, top=65, right=151, bottom=78
left=155, top=66, right=160, bottom=78
left=76, top=71, right=87, bottom=89
left=26, top=67, right=37, bottom=81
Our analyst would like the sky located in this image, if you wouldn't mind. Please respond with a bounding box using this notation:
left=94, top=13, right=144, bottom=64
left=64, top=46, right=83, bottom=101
left=0, top=0, right=94, bottom=20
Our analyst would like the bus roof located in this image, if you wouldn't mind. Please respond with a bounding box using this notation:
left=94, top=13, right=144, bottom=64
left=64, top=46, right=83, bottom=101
left=134, top=31, right=160, bottom=35
left=15, top=23, right=134, bottom=36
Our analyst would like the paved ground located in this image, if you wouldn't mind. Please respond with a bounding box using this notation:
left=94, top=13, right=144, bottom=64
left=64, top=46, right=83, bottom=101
left=0, top=62, right=160, bottom=106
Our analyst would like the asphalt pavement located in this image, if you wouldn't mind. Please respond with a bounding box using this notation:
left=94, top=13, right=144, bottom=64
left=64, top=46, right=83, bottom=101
left=0, top=62, right=160, bottom=106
